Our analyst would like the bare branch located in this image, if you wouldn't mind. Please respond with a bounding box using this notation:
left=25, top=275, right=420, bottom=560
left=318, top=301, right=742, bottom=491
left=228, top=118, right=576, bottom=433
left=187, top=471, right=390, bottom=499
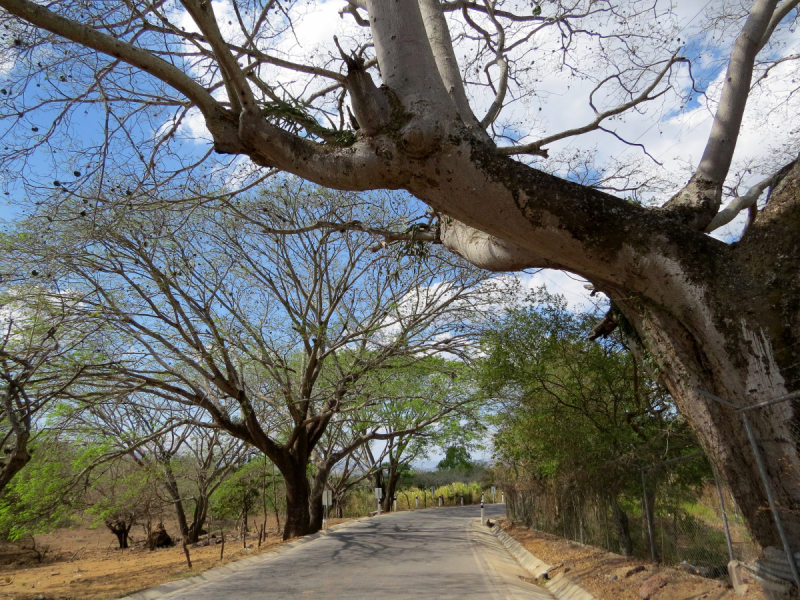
left=499, top=56, right=687, bottom=156
left=663, top=0, right=783, bottom=230
left=705, top=160, right=795, bottom=232
left=0, top=0, right=225, bottom=121
left=759, top=0, right=800, bottom=51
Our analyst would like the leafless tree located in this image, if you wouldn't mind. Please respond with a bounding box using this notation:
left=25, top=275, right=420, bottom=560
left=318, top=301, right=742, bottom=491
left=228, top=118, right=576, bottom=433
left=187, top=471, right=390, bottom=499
left=0, top=0, right=799, bottom=561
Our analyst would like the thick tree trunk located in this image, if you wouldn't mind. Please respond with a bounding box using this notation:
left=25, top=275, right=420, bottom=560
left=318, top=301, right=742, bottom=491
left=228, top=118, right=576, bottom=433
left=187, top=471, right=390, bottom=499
left=610, top=498, right=633, bottom=557
left=308, top=462, right=331, bottom=532
left=115, top=530, right=128, bottom=549
left=272, top=443, right=320, bottom=541
left=601, top=159, right=800, bottom=553
left=106, top=519, right=133, bottom=549
left=282, top=467, right=312, bottom=540
left=162, top=467, right=191, bottom=542
left=186, top=495, right=209, bottom=544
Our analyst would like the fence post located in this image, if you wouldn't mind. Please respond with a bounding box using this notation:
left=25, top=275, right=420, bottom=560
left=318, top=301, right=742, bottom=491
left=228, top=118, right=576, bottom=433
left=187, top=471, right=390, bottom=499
left=712, top=469, right=735, bottom=562
left=641, top=469, right=657, bottom=563
left=741, top=411, right=800, bottom=587
left=694, top=387, right=800, bottom=588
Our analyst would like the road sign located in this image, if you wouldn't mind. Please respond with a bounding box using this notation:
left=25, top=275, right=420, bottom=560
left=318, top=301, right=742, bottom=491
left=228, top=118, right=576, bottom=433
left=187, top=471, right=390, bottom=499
left=322, top=490, right=332, bottom=506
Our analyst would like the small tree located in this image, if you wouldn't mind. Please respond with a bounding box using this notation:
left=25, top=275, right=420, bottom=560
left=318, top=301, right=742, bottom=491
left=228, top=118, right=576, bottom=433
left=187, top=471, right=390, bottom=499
left=61, top=397, right=248, bottom=544
left=84, top=458, right=162, bottom=549
left=437, top=447, right=474, bottom=472
left=210, top=458, right=266, bottom=539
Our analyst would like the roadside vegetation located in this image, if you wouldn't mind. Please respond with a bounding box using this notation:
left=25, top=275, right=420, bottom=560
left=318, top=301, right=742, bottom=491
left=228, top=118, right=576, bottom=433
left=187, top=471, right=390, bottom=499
left=0, top=181, right=765, bottom=598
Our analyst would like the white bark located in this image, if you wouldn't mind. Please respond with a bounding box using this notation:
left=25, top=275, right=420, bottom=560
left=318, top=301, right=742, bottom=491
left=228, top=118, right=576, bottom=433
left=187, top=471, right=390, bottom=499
left=439, top=219, right=558, bottom=271
left=417, top=0, right=482, bottom=129
left=695, top=0, right=779, bottom=185
left=365, top=0, right=457, bottom=156
left=705, top=172, right=779, bottom=232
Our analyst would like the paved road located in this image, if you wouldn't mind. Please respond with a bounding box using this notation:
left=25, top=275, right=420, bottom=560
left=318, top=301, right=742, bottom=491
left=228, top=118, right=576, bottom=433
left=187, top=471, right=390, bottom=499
left=149, top=504, right=552, bottom=600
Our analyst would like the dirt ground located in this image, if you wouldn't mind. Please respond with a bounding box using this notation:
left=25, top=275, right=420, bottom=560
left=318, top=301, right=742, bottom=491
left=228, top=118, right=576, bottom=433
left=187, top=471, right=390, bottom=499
left=0, top=515, right=353, bottom=600
left=500, top=519, right=765, bottom=600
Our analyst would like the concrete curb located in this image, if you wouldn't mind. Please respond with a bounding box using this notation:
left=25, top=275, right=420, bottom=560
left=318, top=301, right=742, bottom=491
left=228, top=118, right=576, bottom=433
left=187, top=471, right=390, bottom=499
left=488, top=524, right=595, bottom=600
left=122, top=518, right=367, bottom=599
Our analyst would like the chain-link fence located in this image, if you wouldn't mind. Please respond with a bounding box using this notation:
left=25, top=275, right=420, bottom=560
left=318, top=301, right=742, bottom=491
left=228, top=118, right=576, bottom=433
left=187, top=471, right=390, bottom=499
left=503, top=463, right=760, bottom=582
left=502, top=387, right=800, bottom=591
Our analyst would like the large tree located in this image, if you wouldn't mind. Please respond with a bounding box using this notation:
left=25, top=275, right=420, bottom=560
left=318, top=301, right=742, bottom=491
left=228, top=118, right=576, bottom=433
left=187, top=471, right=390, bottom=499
left=0, top=0, right=798, bottom=563
left=479, top=291, right=702, bottom=556
left=9, top=183, right=501, bottom=538
left=307, top=357, right=474, bottom=528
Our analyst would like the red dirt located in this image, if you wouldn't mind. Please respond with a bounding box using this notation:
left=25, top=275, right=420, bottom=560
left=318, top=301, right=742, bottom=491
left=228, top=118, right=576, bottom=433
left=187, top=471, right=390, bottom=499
left=500, top=520, right=766, bottom=600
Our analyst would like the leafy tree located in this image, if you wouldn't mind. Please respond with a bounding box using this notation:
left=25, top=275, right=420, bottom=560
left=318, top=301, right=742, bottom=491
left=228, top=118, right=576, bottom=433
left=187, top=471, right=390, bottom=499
left=7, top=182, right=505, bottom=539
left=437, top=446, right=474, bottom=471
left=0, top=280, right=109, bottom=491
left=0, top=437, right=87, bottom=541
left=310, top=356, right=481, bottom=518
left=210, top=456, right=271, bottom=539
left=84, top=458, right=163, bottom=549
left=479, top=291, right=705, bottom=555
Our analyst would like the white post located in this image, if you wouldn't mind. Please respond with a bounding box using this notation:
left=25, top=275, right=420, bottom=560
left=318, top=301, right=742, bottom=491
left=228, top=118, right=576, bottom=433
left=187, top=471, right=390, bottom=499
left=460, top=496, right=464, bottom=506
left=481, top=493, right=485, bottom=525
left=393, top=498, right=397, bottom=512
left=439, top=496, right=442, bottom=507
left=415, top=496, right=419, bottom=509
left=501, top=491, right=504, bottom=503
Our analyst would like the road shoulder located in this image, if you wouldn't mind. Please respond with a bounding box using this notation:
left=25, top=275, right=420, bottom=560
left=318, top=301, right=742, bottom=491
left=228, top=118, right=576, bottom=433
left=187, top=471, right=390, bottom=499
left=469, top=519, right=555, bottom=600
left=121, top=519, right=367, bottom=600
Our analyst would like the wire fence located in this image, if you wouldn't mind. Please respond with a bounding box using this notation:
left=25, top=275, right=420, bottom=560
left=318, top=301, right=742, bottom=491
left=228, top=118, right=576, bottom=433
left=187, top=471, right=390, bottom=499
left=503, top=387, right=800, bottom=590
left=503, top=466, right=760, bottom=582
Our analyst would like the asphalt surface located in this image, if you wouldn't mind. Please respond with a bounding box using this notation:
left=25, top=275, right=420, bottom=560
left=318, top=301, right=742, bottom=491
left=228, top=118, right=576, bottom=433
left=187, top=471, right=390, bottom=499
left=152, top=504, right=552, bottom=599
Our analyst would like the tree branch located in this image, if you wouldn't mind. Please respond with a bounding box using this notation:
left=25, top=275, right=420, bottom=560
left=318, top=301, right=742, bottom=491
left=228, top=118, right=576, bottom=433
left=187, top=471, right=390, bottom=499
left=663, top=0, right=781, bottom=229
left=759, top=0, right=800, bottom=51
left=439, top=218, right=560, bottom=271
left=478, top=1, right=509, bottom=129
left=499, top=55, right=686, bottom=156
left=178, top=0, right=255, bottom=114
left=0, top=0, right=235, bottom=143
left=705, top=159, right=797, bottom=232
left=418, top=0, right=482, bottom=129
